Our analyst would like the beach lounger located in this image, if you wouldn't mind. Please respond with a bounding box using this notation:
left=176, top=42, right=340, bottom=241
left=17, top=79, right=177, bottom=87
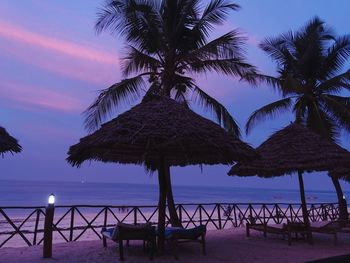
left=309, top=221, right=340, bottom=245
left=101, top=222, right=156, bottom=261
left=164, top=225, right=207, bottom=259
left=246, top=222, right=309, bottom=245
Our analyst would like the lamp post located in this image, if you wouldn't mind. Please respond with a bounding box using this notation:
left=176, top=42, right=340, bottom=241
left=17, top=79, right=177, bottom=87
left=43, top=193, right=55, bottom=258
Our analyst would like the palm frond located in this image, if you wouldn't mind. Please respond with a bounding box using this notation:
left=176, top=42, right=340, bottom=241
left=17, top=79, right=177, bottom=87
left=320, top=95, right=350, bottom=132
left=298, top=17, right=334, bottom=43
left=245, top=97, right=293, bottom=134
left=83, top=75, right=146, bottom=132
left=319, top=35, right=350, bottom=79
left=183, top=30, right=246, bottom=62
left=173, top=89, right=190, bottom=107
left=95, top=0, right=124, bottom=34
left=96, top=0, right=163, bottom=51
left=293, top=97, right=308, bottom=125
left=243, top=73, right=282, bottom=90
left=192, top=0, right=240, bottom=44
left=193, top=86, right=240, bottom=136
left=259, top=37, right=296, bottom=67
left=122, top=45, right=162, bottom=76
left=189, top=58, right=255, bottom=77
left=169, top=74, right=196, bottom=101
left=306, top=101, right=339, bottom=140
left=201, top=0, right=240, bottom=27
left=317, top=69, right=350, bottom=93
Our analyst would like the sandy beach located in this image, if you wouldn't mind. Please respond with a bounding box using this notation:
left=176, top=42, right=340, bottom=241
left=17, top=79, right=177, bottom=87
left=1, top=227, right=350, bottom=263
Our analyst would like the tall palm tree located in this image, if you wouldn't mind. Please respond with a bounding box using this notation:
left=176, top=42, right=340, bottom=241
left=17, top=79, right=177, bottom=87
left=246, top=17, right=350, bottom=219
left=86, top=0, right=256, bottom=226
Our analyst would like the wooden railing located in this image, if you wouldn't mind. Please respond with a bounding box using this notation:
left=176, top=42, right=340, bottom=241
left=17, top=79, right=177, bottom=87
left=0, top=202, right=340, bottom=248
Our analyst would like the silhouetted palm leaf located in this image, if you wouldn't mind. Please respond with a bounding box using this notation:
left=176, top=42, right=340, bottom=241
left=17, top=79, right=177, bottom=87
left=246, top=17, right=350, bottom=141
left=245, top=97, right=293, bottom=134
left=193, top=86, right=240, bottom=135
left=85, top=0, right=256, bottom=136
left=84, top=75, right=146, bottom=131
left=320, top=95, right=350, bottom=131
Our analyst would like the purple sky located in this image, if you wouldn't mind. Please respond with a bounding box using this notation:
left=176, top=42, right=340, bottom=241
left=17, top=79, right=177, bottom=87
left=1, top=0, right=350, bottom=191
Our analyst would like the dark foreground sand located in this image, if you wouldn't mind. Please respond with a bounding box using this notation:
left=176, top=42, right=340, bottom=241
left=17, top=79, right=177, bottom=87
left=1, top=228, right=350, bottom=263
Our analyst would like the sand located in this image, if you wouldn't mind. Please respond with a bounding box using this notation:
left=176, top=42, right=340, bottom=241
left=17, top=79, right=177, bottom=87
left=1, top=227, right=350, bottom=263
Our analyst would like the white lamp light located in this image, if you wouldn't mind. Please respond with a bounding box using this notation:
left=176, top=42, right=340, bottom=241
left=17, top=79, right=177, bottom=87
left=343, top=195, right=346, bottom=200
left=48, top=193, right=55, bottom=205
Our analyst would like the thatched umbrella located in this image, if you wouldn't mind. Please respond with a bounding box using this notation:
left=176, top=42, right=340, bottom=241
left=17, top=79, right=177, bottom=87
left=330, top=167, right=350, bottom=182
left=229, top=123, right=350, bottom=229
left=67, top=94, right=256, bottom=249
left=0, top=126, right=22, bottom=156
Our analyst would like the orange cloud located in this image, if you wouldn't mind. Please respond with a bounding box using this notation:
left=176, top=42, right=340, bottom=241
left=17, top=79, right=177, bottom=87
left=0, top=21, right=119, bottom=65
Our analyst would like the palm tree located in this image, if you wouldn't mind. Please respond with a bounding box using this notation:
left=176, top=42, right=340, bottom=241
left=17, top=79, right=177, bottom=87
left=246, top=17, right=350, bottom=219
left=0, top=126, right=22, bottom=156
left=86, top=0, right=256, bottom=226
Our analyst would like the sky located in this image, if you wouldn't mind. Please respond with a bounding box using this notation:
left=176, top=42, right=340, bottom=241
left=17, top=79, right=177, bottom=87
left=1, top=0, right=350, bottom=191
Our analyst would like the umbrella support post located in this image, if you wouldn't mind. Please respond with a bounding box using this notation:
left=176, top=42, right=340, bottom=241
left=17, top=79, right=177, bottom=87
left=157, top=158, right=167, bottom=253
left=330, top=176, right=348, bottom=220
left=165, top=166, right=182, bottom=227
left=297, top=170, right=312, bottom=243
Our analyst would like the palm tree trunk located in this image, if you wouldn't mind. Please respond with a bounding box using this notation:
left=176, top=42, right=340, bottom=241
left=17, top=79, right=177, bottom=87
left=297, top=170, right=312, bottom=241
left=157, top=157, right=167, bottom=252
left=330, top=176, right=348, bottom=220
left=165, top=165, right=182, bottom=227
left=298, top=171, right=310, bottom=225
left=161, top=76, right=182, bottom=227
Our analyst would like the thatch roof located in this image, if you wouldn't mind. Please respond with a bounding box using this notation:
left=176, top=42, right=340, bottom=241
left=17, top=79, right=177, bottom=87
left=0, top=126, right=22, bottom=155
left=229, top=123, right=350, bottom=177
left=329, top=167, right=350, bottom=181
left=67, top=95, right=256, bottom=168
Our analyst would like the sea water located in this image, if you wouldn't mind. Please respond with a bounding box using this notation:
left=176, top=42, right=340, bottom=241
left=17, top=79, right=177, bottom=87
left=0, top=180, right=342, bottom=207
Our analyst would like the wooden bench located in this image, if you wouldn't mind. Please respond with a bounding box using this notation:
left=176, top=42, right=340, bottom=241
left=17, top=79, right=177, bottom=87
left=165, top=225, right=207, bottom=259
left=246, top=222, right=309, bottom=245
left=102, top=222, right=156, bottom=261
left=310, top=219, right=350, bottom=244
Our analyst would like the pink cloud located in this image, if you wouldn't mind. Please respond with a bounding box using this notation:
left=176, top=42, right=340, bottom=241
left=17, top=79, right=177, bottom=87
left=0, top=21, right=119, bottom=65
left=1, top=82, right=84, bottom=113
left=0, top=21, right=120, bottom=85
left=0, top=42, right=118, bottom=85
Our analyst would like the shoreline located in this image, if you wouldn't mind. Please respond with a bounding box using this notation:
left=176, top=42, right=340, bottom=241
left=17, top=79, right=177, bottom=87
left=2, top=228, right=350, bottom=263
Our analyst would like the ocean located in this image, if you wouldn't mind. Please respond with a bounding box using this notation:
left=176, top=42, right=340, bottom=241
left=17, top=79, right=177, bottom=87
left=0, top=180, right=343, bottom=207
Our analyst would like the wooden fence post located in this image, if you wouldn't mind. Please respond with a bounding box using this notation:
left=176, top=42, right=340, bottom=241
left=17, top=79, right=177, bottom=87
left=33, top=209, right=40, bottom=245
left=134, top=207, right=137, bottom=225
left=104, top=207, right=108, bottom=229
left=178, top=205, right=182, bottom=224
left=43, top=194, right=55, bottom=258
left=233, top=205, right=237, bottom=227
left=262, top=205, right=266, bottom=225
left=217, top=204, right=222, bottom=229
left=69, top=207, right=75, bottom=242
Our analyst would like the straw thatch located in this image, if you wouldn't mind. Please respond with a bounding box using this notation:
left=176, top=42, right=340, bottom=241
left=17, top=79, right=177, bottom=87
left=67, top=94, right=256, bottom=168
left=229, top=123, right=350, bottom=177
left=0, top=126, right=22, bottom=155
left=329, top=167, right=350, bottom=181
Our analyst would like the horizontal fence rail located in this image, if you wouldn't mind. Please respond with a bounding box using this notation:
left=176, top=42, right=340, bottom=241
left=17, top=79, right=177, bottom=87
left=0, top=202, right=340, bottom=248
